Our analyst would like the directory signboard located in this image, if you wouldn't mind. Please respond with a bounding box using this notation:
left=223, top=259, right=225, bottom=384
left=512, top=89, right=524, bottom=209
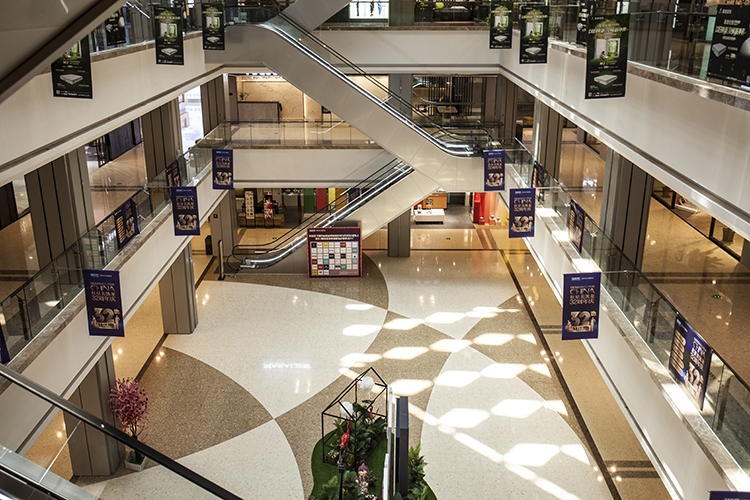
left=307, top=227, right=362, bottom=278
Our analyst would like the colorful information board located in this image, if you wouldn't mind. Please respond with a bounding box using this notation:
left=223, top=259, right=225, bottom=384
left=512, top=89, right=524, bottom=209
left=562, top=272, right=600, bottom=340
left=585, top=14, right=630, bottom=99
left=509, top=188, right=535, bottom=238
left=484, top=150, right=505, bottom=191
left=669, top=315, right=712, bottom=410
left=490, top=3, right=513, bottom=49
left=307, top=227, right=362, bottom=278
left=83, top=270, right=124, bottom=337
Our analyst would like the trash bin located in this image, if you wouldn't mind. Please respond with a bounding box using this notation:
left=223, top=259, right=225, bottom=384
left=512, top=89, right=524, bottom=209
left=722, top=227, right=735, bottom=243
left=205, top=235, right=213, bottom=255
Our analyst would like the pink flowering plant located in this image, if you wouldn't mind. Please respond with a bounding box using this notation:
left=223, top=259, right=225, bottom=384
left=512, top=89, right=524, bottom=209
left=109, top=378, right=150, bottom=463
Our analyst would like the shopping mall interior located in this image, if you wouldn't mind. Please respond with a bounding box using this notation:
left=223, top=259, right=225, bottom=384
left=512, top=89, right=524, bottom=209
left=1, top=1, right=750, bottom=499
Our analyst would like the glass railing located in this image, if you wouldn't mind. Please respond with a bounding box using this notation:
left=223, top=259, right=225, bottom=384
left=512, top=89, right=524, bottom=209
left=506, top=138, right=750, bottom=474
left=230, top=158, right=414, bottom=268
left=0, top=364, right=242, bottom=500
left=201, top=120, right=378, bottom=147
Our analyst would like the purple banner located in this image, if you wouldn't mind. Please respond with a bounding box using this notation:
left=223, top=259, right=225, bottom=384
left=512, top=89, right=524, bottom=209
left=83, top=270, right=124, bottom=337
left=171, top=186, right=200, bottom=236
left=166, top=160, right=182, bottom=188
left=212, top=149, right=233, bottom=190
left=307, top=227, right=362, bottom=278
left=114, top=199, right=139, bottom=249
left=0, top=325, right=9, bottom=363
left=669, top=315, right=712, bottom=410
left=484, top=150, right=505, bottom=191
left=562, top=272, right=600, bottom=340
left=509, top=188, right=535, bottom=238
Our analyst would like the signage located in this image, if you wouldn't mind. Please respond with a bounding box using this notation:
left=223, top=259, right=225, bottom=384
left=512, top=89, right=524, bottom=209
left=154, top=6, right=184, bottom=65
left=83, top=270, right=124, bottom=337
left=202, top=3, right=225, bottom=50
left=105, top=11, right=126, bottom=47
left=669, top=315, right=712, bottom=410
left=0, top=325, right=9, bottom=364
left=576, top=0, right=590, bottom=44
left=245, top=190, right=255, bottom=219
left=51, top=38, right=92, bottom=99
left=585, top=14, right=630, bottom=99
left=562, top=272, right=600, bottom=340
left=307, top=227, right=362, bottom=278
left=212, top=149, right=233, bottom=189
left=509, top=188, right=535, bottom=238
left=531, top=161, right=546, bottom=189
left=490, top=3, right=513, bottom=49
left=166, top=160, right=182, bottom=188
left=709, top=492, right=750, bottom=500
left=708, top=5, right=750, bottom=86
left=114, top=199, right=140, bottom=249
left=567, top=200, right=586, bottom=253
left=519, top=5, right=549, bottom=64
left=171, top=186, right=200, bottom=236
left=484, top=150, right=505, bottom=191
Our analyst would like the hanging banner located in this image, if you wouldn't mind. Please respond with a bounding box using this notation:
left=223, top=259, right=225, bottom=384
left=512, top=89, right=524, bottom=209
left=0, top=325, right=9, bottom=364
left=83, top=270, right=124, bottom=337
left=519, top=5, right=549, bottom=64
left=483, top=150, right=505, bottom=191
left=585, top=14, right=629, bottom=99
left=490, top=3, right=513, bottom=49
left=154, top=6, right=184, bottom=65
left=114, top=199, right=140, bottom=249
left=307, top=227, right=362, bottom=278
left=105, top=11, right=126, bottom=47
left=264, top=195, right=274, bottom=220
left=245, top=190, right=255, bottom=219
left=669, top=315, right=712, bottom=410
left=212, top=149, right=233, bottom=189
left=509, top=188, right=535, bottom=238
left=531, top=161, right=545, bottom=188
left=562, top=272, right=600, bottom=340
left=567, top=200, right=586, bottom=253
left=166, top=160, right=182, bottom=188
left=51, top=38, right=92, bottom=99
left=202, top=3, right=225, bottom=50
left=707, top=5, right=750, bottom=86
left=576, top=0, right=590, bottom=45
left=710, top=492, right=750, bottom=500
left=171, top=186, right=200, bottom=236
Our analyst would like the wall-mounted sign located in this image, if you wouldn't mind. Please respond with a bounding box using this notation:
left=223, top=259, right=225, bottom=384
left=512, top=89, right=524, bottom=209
left=202, top=3, right=225, bottom=50
left=509, top=188, right=535, bottom=238
left=51, top=38, right=92, bottom=99
left=490, top=3, right=513, bottom=49
left=669, top=315, right=712, bottom=410
left=519, top=5, right=549, bottom=64
left=0, top=325, right=9, bottom=364
left=307, top=227, right=362, bottom=278
left=567, top=200, right=586, bottom=253
left=166, top=160, right=182, bottom=188
left=154, top=6, right=184, bottom=65
left=171, top=186, right=200, bottom=236
left=114, top=199, right=140, bottom=249
left=562, top=272, right=600, bottom=340
left=484, top=150, right=505, bottom=191
left=707, top=5, right=750, bottom=86
left=585, top=14, right=629, bottom=99
left=105, top=11, right=126, bottom=47
left=212, top=149, right=233, bottom=189
left=83, top=270, right=124, bottom=337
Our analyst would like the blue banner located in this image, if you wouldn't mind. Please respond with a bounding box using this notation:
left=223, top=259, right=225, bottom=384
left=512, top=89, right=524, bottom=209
left=83, top=270, right=124, bottom=337
left=166, top=160, right=182, bottom=188
left=171, top=186, right=200, bottom=236
left=531, top=161, right=545, bottom=188
left=484, top=150, right=505, bottom=191
left=114, top=199, right=139, bottom=249
left=567, top=200, right=585, bottom=253
left=212, top=149, right=234, bottom=190
left=562, top=272, right=600, bottom=340
left=0, top=325, right=9, bottom=363
left=509, top=188, right=535, bottom=238
left=669, top=315, right=712, bottom=410
left=710, top=492, right=750, bottom=500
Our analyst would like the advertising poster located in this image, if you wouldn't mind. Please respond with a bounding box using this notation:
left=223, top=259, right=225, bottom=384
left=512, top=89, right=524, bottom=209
left=114, top=199, right=139, bottom=249
left=166, top=160, right=182, bottom=188
left=669, top=315, right=712, bottom=410
left=171, top=186, right=200, bottom=236
left=264, top=195, right=274, bottom=220
left=202, top=3, right=225, bottom=50
left=490, top=3, right=513, bottom=49
left=153, top=6, right=184, bottom=65
left=245, top=190, right=255, bottom=219
left=51, top=38, right=92, bottom=99
left=212, top=149, right=233, bottom=189
left=708, top=5, right=750, bottom=86
left=509, top=188, right=535, bottom=238
left=585, top=14, right=630, bottom=99
left=576, top=0, right=590, bottom=45
left=710, top=492, right=750, bottom=500
left=531, top=161, right=546, bottom=189
left=83, top=270, right=124, bottom=337
left=519, top=5, right=549, bottom=64
left=307, top=227, right=362, bottom=278
left=484, top=150, right=505, bottom=191
left=567, top=200, right=586, bottom=253
left=562, top=272, right=600, bottom=340
left=105, top=11, right=126, bottom=47
left=0, top=325, right=9, bottom=364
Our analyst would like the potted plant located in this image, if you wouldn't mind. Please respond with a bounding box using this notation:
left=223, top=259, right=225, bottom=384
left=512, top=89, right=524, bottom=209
left=109, top=377, right=150, bottom=471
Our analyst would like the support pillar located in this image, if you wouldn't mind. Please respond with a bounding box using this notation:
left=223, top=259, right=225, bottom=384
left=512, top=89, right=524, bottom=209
left=388, top=74, right=413, bottom=116
left=600, top=150, right=653, bottom=269
left=388, top=210, right=411, bottom=258
left=532, top=100, right=564, bottom=178
left=200, top=75, right=227, bottom=135
left=141, top=99, right=183, bottom=181
left=158, top=245, right=198, bottom=334
left=497, top=75, right=519, bottom=141
left=209, top=191, right=236, bottom=259
left=64, top=347, right=122, bottom=476
left=25, top=147, right=95, bottom=268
